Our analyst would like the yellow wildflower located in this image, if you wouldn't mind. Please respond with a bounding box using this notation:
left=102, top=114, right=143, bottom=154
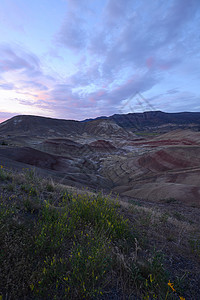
left=168, top=280, right=176, bottom=292
left=179, top=297, right=185, bottom=300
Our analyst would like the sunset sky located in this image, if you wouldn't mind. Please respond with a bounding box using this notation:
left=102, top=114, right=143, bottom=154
left=0, top=0, right=200, bottom=122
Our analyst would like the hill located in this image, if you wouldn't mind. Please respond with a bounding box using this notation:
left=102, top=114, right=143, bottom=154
left=0, top=113, right=200, bottom=206
left=0, top=115, right=82, bottom=137
left=111, top=111, right=200, bottom=131
left=0, top=115, right=133, bottom=138
left=82, top=111, right=200, bottom=132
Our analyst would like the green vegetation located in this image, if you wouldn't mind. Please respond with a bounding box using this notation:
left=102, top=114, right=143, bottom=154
left=0, top=166, right=194, bottom=299
left=0, top=165, right=10, bottom=181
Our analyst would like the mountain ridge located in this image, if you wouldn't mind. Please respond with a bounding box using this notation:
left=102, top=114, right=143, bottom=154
left=1, top=111, right=200, bottom=135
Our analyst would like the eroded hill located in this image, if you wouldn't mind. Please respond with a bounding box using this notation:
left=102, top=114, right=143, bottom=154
left=0, top=114, right=200, bottom=207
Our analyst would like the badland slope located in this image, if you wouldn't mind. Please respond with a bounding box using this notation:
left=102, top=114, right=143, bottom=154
left=0, top=113, right=200, bottom=206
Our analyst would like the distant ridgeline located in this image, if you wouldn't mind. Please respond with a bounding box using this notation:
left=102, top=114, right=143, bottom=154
left=82, top=111, right=200, bottom=132
left=0, top=111, right=200, bottom=135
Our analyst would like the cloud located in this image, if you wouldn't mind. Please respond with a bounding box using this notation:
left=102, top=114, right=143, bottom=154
left=57, top=13, right=87, bottom=50
left=156, top=0, right=200, bottom=40
left=0, top=44, right=41, bottom=77
left=50, top=84, right=75, bottom=102
left=35, top=99, right=53, bottom=109
left=70, top=62, right=102, bottom=87
left=166, top=89, right=179, bottom=94
left=89, top=0, right=199, bottom=79
left=59, top=0, right=194, bottom=103
left=55, top=0, right=199, bottom=117
left=1, top=0, right=200, bottom=120
left=55, top=0, right=92, bottom=51
left=16, top=98, right=51, bottom=109
left=0, top=82, right=15, bottom=90
left=47, top=67, right=160, bottom=119
left=0, top=0, right=26, bottom=33
left=105, top=0, right=132, bottom=21
left=20, top=81, right=48, bottom=91
left=158, top=91, right=200, bottom=112
left=16, top=98, right=34, bottom=106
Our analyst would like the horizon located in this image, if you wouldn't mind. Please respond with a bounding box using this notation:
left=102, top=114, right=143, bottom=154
left=0, top=0, right=200, bottom=123
left=1, top=109, right=200, bottom=124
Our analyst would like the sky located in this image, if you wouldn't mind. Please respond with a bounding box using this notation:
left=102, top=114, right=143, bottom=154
left=0, top=0, right=200, bottom=122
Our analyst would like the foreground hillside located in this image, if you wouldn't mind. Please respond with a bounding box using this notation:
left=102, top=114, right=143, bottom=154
left=0, top=167, right=200, bottom=299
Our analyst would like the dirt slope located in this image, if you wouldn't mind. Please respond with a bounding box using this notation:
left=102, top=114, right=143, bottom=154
left=102, top=146, right=200, bottom=206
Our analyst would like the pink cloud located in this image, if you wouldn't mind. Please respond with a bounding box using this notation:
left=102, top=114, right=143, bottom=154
left=146, top=57, right=154, bottom=68
left=159, top=63, right=172, bottom=70
left=96, top=90, right=106, bottom=97
left=89, top=97, right=96, bottom=103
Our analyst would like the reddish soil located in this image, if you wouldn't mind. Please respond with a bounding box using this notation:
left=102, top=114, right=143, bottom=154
left=0, top=147, right=66, bottom=171
left=130, top=139, right=197, bottom=146
left=138, top=149, right=198, bottom=171
left=44, top=138, right=82, bottom=147
left=109, top=145, right=200, bottom=206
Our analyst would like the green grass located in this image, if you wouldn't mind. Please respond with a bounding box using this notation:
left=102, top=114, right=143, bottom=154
left=0, top=167, right=190, bottom=299
left=31, top=193, right=132, bottom=298
left=0, top=167, right=11, bottom=181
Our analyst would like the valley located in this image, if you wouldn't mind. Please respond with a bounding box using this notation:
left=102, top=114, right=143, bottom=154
left=0, top=112, right=200, bottom=207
